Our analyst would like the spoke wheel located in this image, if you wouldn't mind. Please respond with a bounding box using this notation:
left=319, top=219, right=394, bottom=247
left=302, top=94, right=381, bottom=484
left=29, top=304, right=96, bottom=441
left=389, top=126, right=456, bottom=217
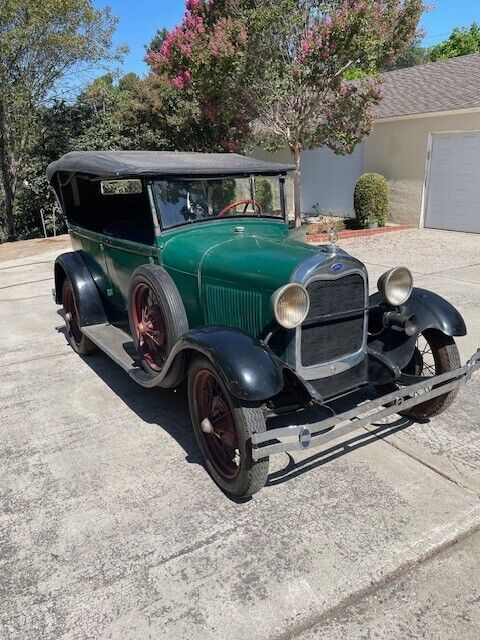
left=194, top=370, right=241, bottom=480
left=131, top=283, right=167, bottom=372
left=188, top=357, right=269, bottom=497
left=62, top=278, right=95, bottom=355
left=377, top=329, right=460, bottom=419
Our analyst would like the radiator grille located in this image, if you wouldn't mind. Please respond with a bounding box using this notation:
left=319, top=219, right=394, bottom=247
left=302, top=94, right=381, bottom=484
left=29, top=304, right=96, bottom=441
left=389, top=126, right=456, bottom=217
left=301, top=274, right=365, bottom=367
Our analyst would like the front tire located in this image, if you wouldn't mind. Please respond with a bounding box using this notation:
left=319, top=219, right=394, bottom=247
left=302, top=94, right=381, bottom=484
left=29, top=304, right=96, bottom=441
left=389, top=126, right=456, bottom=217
left=379, top=329, right=460, bottom=419
left=188, top=357, right=269, bottom=497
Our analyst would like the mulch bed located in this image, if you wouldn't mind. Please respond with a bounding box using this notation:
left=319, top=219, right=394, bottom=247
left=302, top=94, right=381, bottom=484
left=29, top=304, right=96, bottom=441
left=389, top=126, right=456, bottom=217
left=306, top=224, right=413, bottom=243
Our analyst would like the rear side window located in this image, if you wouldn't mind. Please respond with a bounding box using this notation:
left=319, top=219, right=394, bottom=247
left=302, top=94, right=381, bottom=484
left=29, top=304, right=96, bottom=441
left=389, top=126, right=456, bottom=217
left=100, top=179, right=143, bottom=195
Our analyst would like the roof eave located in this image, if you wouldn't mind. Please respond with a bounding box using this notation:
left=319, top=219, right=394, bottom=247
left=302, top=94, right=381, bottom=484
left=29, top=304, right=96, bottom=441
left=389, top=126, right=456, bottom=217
left=375, top=105, right=480, bottom=123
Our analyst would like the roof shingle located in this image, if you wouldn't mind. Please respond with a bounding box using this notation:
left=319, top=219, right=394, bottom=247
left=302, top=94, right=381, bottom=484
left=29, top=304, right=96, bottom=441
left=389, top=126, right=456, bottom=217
left=376, top=53, right=480, bottom=119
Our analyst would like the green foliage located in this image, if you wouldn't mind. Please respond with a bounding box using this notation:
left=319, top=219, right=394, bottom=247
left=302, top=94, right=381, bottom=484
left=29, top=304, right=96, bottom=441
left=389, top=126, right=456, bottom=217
left=384, top=43, right=429, bottom=70
left=354, top=173, right=390, bottom=227
left=429, top=23, right=480, bottom=62
left=0, top=0, right=124, bottom=239
left=147, top=28, right=169, bottom=53
left=14, top=159, right=65, bottom=239
left=12, top=73, right=153, bottom=239
left=255, top=179, right=273, bottom=212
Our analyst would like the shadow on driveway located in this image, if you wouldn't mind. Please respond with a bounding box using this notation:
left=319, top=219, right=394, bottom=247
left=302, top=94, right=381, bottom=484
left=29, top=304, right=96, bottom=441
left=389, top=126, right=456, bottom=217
left=56, top=316, right=421, bottom=498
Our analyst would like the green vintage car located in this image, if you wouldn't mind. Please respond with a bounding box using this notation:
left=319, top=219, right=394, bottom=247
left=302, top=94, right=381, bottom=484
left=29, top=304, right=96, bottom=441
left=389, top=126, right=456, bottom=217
left=48, top=151, right=479, bottom=497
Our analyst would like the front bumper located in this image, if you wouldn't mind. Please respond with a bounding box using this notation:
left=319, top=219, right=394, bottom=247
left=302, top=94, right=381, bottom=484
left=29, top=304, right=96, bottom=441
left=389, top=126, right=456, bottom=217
left=251, top=348, right=480, bottom=461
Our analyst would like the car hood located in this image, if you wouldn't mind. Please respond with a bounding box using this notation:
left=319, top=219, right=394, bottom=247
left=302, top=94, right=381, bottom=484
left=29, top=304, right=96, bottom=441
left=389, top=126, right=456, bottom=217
left=160, top=219, right=326, bottom=291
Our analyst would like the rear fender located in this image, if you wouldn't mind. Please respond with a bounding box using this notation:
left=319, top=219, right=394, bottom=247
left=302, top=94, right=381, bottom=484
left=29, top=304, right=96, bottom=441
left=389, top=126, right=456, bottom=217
left=54, top=251, right=107, bottom=327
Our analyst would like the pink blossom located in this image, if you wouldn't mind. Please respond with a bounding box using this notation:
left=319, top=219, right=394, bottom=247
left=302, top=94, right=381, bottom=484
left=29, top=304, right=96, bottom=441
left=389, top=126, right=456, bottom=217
left=297, top=36, right=314, bottom=63
left=339, top=82, right=348, bottom=96
left=220, top=139, right=239, bottom=152
left=186, top=0, right=201, bottom=10
left=180, top=42, right=193, bottom=56
left=171, top=70, right=192, bottom=90
left=145, top=51, right=162, bottom=66
left=185, top=13, right=205, bottom=34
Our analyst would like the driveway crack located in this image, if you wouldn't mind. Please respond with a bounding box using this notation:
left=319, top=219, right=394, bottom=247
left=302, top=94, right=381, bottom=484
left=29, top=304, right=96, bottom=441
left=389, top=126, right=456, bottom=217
left=269, top=514, right=480, bottom=640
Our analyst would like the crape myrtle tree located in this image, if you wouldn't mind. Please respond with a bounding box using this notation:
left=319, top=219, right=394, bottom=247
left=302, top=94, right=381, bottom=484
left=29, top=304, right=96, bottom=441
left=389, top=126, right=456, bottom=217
left=148, top=0, right=425, bottom=226
left=0, top=0, right=123, bottom=239
left=144, top=15, right=250, bottom=152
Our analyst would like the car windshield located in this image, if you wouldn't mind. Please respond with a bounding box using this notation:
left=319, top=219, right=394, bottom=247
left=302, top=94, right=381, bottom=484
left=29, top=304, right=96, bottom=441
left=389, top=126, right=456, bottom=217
left=152, top=175, right=285, bottom=229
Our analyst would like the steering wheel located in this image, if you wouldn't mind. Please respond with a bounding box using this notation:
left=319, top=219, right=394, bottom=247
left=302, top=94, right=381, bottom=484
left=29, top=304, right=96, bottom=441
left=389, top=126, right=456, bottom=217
left=218, top=199, right=262, bottom=217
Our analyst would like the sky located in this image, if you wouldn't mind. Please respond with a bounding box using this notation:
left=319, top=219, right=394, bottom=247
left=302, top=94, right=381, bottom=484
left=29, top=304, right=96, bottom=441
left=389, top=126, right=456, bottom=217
left=95, top=0, right=480, bottom=78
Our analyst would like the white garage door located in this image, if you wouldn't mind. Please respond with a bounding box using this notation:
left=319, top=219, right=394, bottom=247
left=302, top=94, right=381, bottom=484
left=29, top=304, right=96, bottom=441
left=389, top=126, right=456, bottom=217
left=425, top=132, right=480, bottom=233
left=300, top=144, right=364, bottom=217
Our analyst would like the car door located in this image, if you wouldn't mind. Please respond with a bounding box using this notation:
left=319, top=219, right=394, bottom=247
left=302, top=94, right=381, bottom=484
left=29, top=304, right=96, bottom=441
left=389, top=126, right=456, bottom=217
left=103, top=234, right=159, bottom=308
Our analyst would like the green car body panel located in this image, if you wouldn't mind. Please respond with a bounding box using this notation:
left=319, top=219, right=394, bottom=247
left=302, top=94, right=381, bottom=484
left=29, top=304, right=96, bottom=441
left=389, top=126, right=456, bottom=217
left=70, top=217, right=322, bottom=336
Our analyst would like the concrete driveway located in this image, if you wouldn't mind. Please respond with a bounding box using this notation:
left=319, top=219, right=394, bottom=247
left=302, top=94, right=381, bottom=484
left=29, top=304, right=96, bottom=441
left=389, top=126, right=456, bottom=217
left=1, top=229, right=479, bottom=640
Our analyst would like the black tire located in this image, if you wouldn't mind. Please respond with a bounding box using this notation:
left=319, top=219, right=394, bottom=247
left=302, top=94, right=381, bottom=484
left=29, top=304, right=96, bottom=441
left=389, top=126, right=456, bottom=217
left=128, top=264, right=188, bottom=386
left=62, top=278, right=96, bottom=355
left=188, top=357, right=269, bottom=497
left=378, top=329, right=460, bottom=419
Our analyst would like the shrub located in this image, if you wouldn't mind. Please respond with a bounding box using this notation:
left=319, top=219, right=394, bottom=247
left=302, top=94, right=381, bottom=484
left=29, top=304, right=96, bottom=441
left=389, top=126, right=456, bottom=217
left=256, top=178, right=273, bottom=212
left=354, top=173, right=389, bottom=227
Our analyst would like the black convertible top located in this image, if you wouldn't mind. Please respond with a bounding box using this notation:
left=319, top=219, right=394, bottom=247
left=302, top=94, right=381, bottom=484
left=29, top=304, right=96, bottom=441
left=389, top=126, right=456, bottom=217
left=46, top=150, right=294, bottom=182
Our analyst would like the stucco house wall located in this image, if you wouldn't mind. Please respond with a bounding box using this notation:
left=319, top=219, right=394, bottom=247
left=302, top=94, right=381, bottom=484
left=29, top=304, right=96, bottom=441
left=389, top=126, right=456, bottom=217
left=364, top=111, right=480, bottom=225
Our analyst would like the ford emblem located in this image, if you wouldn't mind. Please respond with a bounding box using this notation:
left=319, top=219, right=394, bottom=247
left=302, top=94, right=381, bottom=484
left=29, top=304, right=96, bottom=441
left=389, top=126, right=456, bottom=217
left=332, top=263, right=343, bottom=272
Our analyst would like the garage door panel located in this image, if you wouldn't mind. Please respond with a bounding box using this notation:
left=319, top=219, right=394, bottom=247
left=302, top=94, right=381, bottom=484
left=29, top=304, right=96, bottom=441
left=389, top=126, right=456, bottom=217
left=425, top=132, right=480, bottom=233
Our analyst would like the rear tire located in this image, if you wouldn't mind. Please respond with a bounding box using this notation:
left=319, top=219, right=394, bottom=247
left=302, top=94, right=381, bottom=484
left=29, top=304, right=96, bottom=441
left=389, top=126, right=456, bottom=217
left=188, top=357, right=269, bottom=497
left=62, top=278, right=96, bottom=355
left=378, top=329, right=460, bottom=419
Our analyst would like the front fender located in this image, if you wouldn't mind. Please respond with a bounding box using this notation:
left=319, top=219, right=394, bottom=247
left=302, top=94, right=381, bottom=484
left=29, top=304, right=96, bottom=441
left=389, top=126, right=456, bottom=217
left=132, top=327, right=285, bottom=401
left=182, top=328, right=285, bottom=401
left=402, top=287, right=466, bottom=336
left=368, top=287, right=466, bottom=370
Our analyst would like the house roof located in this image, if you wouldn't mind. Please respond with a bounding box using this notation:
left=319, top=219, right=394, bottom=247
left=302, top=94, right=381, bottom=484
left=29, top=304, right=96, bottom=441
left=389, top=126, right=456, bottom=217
left=376, top=53, right=480, bottom=119
left=46, top=151, right=294, bottom=182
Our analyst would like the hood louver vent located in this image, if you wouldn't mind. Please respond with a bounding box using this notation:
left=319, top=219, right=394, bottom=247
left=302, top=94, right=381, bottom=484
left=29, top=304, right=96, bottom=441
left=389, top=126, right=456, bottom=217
left=204, top=284, right=264, bottom=336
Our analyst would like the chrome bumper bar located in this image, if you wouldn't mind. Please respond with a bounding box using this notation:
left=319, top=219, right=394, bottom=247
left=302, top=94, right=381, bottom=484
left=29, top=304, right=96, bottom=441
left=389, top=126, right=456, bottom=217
left=251, top=348, right=480, bottom=461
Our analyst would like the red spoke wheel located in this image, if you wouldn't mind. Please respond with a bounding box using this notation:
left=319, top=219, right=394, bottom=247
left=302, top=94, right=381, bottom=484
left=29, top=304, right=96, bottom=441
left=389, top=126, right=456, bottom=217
left=128, top=265, right=188, bottom=385
left=377, top=328, right=460, bottom=419
left=62, top=278, right=95, bottom=355
left=188, top=357, right=269, bottom=497
left=131, top=282, right=167, bottom=372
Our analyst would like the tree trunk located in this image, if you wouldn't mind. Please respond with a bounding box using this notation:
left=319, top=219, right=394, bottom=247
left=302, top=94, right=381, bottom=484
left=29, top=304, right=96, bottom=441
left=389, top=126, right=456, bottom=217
left=0, top=151, right=16, bottom=239
left=291, top=146, right=302, bottom=228
left=2, top=182, right=15, bottom=239
left=0, top=103, right=16, bottom=239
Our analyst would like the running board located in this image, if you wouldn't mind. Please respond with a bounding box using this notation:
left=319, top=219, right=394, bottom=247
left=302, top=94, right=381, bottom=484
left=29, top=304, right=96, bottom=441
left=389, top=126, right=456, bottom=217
left=81, top=324, right=154, bottom=386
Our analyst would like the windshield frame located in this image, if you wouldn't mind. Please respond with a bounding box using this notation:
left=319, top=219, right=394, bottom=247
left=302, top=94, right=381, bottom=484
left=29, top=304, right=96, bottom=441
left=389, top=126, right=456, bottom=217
left=151, top=173, right=288, bottom=232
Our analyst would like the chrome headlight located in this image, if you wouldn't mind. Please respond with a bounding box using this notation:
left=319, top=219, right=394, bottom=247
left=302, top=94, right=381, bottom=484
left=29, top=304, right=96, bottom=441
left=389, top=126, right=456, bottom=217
left=271, top=283, right=310, bottom=329
left=377, top=267, right=413, bottom=306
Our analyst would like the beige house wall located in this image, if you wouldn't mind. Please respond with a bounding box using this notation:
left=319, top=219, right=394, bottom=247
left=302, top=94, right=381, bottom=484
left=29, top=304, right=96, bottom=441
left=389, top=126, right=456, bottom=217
left=364, top=112, right=480, bottom=225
